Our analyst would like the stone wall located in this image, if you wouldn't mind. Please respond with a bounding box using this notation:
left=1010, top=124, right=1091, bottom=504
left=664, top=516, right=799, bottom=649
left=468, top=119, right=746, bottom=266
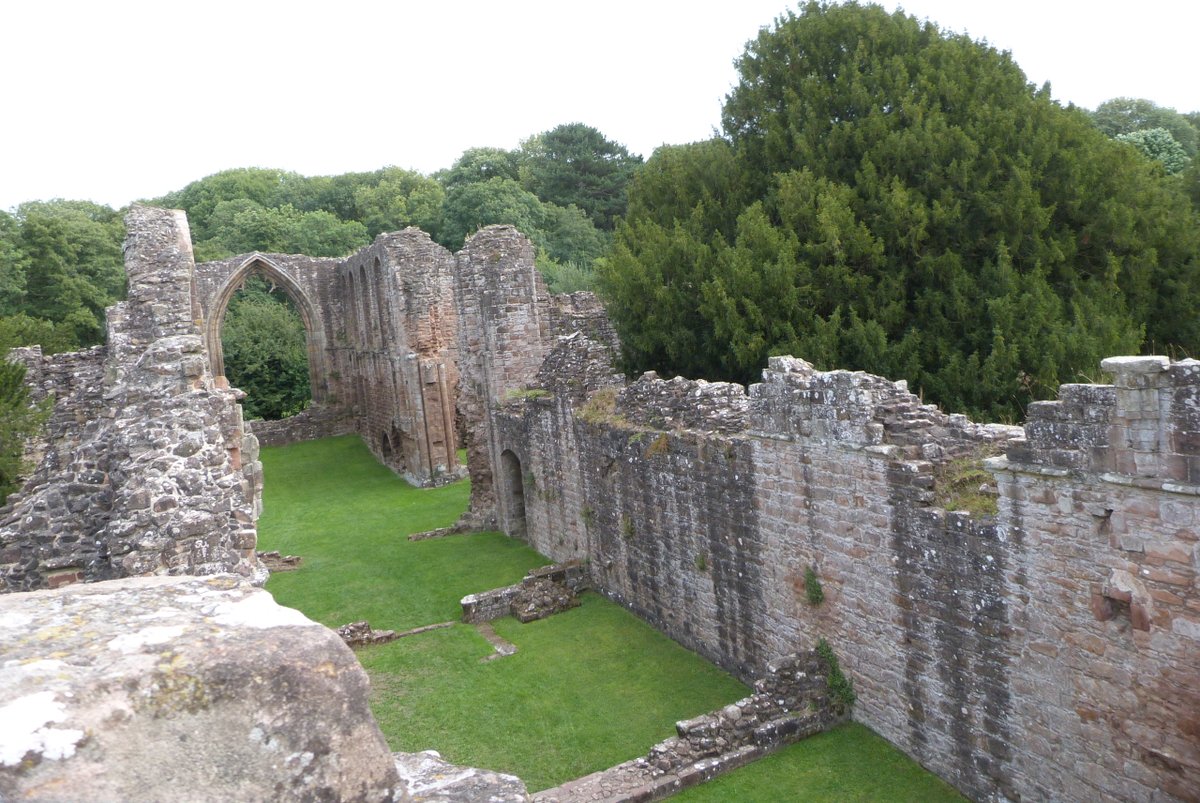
left=334, top=229, right=464, bottom=486
left=451, top=225, right=617, bottom=527
left=192, top=229, right=467, bottom=487
left=248, top=405, right=357, bottom=447
left=486, top=345, right=1200, bottom=802
left=461, top=561, right=590, bottom=624
left=0, top=207, right=264, bottom=592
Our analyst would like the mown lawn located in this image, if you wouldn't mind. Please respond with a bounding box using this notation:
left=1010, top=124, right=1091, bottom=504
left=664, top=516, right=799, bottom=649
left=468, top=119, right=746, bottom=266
left=259, top=435, right=548, bottom=630
left=359, top=595, right=747, bottom=790
left=257, top=434, right=965, bottom=799
left=673, top=722, right=966, bottom=802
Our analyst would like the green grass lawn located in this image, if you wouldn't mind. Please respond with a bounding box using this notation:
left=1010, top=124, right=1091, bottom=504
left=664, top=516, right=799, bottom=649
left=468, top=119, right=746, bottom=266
left=257, top=434, right=965, bottom=799
left=259, top=435, right=549, bottom=629
left=673, top=722, right=966, bottom=802
left=257, top=435, right=747, bottom=790
left=359, top=595, right=747, bottom=791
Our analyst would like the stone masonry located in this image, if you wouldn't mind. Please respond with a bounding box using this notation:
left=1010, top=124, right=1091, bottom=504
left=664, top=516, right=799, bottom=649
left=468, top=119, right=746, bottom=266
left=0, top=207, right=264, bottom=592
left=488, top=334, right=1200, bottom=801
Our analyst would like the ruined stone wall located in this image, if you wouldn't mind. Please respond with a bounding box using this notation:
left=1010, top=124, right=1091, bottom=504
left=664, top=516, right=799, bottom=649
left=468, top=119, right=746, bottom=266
left=193, top=252, right=341, bottom=405
left=248, top=406, right=357, bottom=447
left=0, top=207, right=263, bottom=593
left=490, top=343, right=1199, bottom=801
left=987, top=356, right=1200, bottom=802
left=452, top=226, right=617, bottom=525
left=335, top=229, right=463, bottom=486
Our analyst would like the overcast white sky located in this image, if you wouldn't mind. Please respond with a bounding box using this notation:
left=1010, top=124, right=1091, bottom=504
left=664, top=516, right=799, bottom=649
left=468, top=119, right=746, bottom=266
left=1, top=1, right=1196, bottom=212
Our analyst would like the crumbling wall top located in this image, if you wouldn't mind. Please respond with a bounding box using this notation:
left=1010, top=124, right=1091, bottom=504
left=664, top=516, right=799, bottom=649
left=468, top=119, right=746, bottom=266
left=1005, top=356, right=1200, bottom=484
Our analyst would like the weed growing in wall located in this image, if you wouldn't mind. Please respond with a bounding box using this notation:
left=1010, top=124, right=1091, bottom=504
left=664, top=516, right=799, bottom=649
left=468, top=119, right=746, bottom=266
left=578, top=387, right=626, bottom=426
left=816, top=638, right=856, bottom=710
left=695, top=553, right=708, bottom=572
left=643, top=433, right=670, bottom=459
left=621, top=515, right=635, bottom=540
left=932, top=446, right=1002, bottom=517
left=804, top=565, right=824, bottom=606
left=504, top=387, right=551, bottom=403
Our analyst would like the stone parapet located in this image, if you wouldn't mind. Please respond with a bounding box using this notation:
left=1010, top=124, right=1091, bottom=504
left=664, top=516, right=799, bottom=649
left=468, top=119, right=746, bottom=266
left=0, top=575, right=398, bottom=802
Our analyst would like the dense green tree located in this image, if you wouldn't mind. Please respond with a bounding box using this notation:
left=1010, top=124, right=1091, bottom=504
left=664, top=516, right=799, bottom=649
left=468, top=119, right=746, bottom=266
left=198, top=200, right=369, bottom=259
left=1091, top=97, right=1198, bottom=157
left=438, top=148, right=523, bottom=190
left=0, top=314, right=78, bottom=355
left=351, top=167, right=445, bottom=238
left=156, top=168, right=293, bottom=241
left=520, top=123, right=643, bottom=229
left=221, top=275, right=311, bottom=420
left=439, top=177, right=547, bottom=250
left=0, top=212, right=29, bottom=315
left=0, top=356, right=49, bottom=505
left=1116, top=127, right=1191, bottom=174
left=602, top=1, right=1199, bottom=420
left=15, top=201, right=124, bottom=347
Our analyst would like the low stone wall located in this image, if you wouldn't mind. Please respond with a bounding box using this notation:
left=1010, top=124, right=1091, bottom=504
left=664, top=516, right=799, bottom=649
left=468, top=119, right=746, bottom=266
left=535, top=650, right=847, bottom=802
left=248, top=405, right=356, bottom=447
left=461, top=561, right=589, bottom=624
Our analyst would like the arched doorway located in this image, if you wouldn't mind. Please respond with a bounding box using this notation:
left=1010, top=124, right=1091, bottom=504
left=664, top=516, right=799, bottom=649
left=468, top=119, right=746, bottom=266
left=500, top=449, right=527, bottom=539
left=206, top=255, right=329, bottom=409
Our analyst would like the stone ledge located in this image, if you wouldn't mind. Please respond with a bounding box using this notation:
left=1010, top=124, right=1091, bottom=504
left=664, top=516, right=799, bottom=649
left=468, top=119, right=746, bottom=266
left=0, top=574, right=398, bottom=802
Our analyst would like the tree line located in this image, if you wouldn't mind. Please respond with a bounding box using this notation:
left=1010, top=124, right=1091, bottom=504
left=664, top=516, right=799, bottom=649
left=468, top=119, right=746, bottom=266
left=600, top=1, right=1200, bottom=421
left=2, top=1, right=1199, bottom=498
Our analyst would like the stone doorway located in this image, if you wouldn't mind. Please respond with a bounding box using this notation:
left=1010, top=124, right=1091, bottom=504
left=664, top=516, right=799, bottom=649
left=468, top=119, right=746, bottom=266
left=500, top=449, right=527, bottom=539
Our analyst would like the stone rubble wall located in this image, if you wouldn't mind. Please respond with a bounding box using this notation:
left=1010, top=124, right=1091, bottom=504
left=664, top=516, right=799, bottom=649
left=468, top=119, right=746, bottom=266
left=489, top=343, right=1200, bottom=802
left=451, top=226, right=617, bottom=527
left=248, top=405, right=357, bottom=447
left=461, top=561, right=589, bottom=624
left=0, top=206, right=264, bottom=592
left=534, top=650, right=847, bottom=803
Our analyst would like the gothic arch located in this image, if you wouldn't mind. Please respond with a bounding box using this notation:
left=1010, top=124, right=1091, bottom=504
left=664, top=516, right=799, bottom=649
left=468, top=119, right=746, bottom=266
left=205, top=255, right=330, bottom=404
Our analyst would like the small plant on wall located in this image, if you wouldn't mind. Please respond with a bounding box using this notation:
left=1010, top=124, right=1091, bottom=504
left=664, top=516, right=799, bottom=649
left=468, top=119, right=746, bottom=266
left=816, top=637, right=856, bottom=711
left=694, top=552, right=708, bottom=572
left=805, top=565, right=824, bottom=606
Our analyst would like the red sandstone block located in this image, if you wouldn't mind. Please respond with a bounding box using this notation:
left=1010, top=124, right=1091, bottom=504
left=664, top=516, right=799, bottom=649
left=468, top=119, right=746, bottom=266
left=1143, top=542, right=1194, bottom=567
left=1141, top=566, right=1193, bottom=586
left=47, top=570, right=82, bottom=589
left=1148, top=588, right=1184, bottom=607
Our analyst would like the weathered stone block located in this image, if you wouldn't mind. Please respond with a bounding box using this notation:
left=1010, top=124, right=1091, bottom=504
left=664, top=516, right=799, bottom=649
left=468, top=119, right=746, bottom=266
left=0, top=575, right=399, bottom=802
